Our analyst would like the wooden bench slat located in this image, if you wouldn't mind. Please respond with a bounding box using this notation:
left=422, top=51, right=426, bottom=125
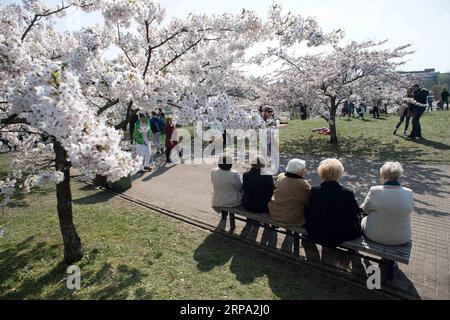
left=213, top=206, right=412, bottom=264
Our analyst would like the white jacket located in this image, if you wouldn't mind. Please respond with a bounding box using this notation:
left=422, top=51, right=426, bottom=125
left=211, top=168, right=243, bottom=208
left=361, top=185, right=413, bottom=245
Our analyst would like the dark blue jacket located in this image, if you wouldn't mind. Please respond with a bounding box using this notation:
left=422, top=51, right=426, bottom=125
left=305, top=181, right=362, bottom=248
left=242, top=168, right=275, bottom=213
left=413, top=88, right=429, bottom=105
left=150, top=116, right=160, bottom=133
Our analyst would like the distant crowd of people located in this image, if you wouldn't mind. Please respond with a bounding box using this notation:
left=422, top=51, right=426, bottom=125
left=339, top=88, right=449, bottom=123
left=211, top=154, right=413, bottom=247
left=340, top=101, right=367, bottom=119
left=425, top=88, right=449, bottom=112
left=130, top=108, right=182, bottom=172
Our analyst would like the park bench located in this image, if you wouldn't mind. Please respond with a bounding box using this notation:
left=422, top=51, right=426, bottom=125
left=213, top=206, right=412, bottom=281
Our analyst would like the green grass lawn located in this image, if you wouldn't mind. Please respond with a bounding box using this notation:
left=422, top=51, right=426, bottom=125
left=0, top=162, right=387, bottom=299
left=280, top=111, right=450, bottom=163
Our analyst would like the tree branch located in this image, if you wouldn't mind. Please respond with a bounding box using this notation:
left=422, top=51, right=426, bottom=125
left=159, top=38, right=203, bottom=72
left=21, top=2, right=72, bottom=42
left=143, top=27, right=189, bottom=79
left=97, top=99, right=120, bottom=116
left=117, top=25, right=136, bottom=68
left=114, top=101, right=134, bottom=131
left=1, top=114, right=29, bottom=127
left=274, top=53, right=304, bottom=74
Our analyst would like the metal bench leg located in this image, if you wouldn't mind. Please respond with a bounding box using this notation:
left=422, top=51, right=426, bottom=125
left=381, top=259, right=395, bottom=282
left=221, top=211, right=228, bottom=219
left=293, top=232, right=300, bottom=256
left=229, top=213, right=236, bottom=231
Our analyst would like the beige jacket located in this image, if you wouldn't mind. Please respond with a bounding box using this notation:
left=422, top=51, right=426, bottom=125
left=397, top=103, right=413, bottom=118
left=268, top=173, right=311, bottom=226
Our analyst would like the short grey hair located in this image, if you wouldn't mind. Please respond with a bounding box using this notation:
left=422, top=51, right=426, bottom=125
left=380, top=162, right=404, bottom=181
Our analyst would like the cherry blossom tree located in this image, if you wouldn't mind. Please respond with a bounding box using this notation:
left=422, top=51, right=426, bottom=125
left=265, top=40, right=413, bottom=143
left=0, top=1, right=147, bottom=263
left=0, top=0, right=334, bottom=263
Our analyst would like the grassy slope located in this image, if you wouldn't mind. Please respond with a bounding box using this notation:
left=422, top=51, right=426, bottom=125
left=0, top=160, right=386, bottom=299
left=279, top=112, right=450, bottom=163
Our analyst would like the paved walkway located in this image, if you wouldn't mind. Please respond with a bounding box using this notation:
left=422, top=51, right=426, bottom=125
left=122, top=153, right=450, bottom=300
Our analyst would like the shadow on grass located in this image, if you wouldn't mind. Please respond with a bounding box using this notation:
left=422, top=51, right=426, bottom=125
left=80, top=263, right=150, bottom=299
left=0, top=238, right=150, bottom=299
left=73, top=187, right=116, bottom=205
left=193, top=223, right=386, bottom=300
left=194, top=224, right=419, bottom=299
left=0, top=237, right=66, bottom=299
left=281, top=135, right=433, bottom=162
left=400, top=137, right=450, bottom=151
left=6, top=187, right=54, bottom=209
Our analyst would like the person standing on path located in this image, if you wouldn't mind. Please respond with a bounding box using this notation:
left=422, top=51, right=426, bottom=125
left=158, top=109, right=167, bottom=150
left=134, top=113, right=154, bottom=172
left=165, top=116, right=183, bottom=163
left=442, top=89, right=449, bottom=110
left=150, top=111, right=163, bottom=154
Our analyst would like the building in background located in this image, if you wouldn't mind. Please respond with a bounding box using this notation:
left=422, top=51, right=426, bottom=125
left=399, top=69, right=450, bottom=89
left=398, top=69, right=450, bottom=100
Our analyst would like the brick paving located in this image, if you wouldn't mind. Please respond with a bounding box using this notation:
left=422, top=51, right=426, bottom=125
left=122, top=152, right=450, bottom=300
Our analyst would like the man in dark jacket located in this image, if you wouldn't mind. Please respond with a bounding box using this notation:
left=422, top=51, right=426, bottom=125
left=409, top=84, right=428, bottom=139
left=442, top=89, right=449, bottom=110
left=305, top=159, right=362, bottom=248
left=158, top=110, right=167, bottom=151
left=372, top=98, right=381, bottom=119
left=150, top=111, right=163, bottom=154
left=242, top=156, right=275, bottom=213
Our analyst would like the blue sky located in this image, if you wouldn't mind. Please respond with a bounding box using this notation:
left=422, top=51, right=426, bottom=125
left=3, top=0, right=450, bottom=72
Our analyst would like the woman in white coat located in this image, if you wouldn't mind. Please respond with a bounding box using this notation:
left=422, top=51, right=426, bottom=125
left=361, top=162, right=413, bottom=245
left=210, top=154, right=242, bottom=208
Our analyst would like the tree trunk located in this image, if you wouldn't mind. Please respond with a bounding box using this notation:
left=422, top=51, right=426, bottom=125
left=54, top=141, right=83, bottom=264
left=329, top=98, right=338, bottom=144
left=222, top=130, right=227, bottom=152
left=330, top=121, right=338, bottom=144
left=114, top=100, right=134, bottom=131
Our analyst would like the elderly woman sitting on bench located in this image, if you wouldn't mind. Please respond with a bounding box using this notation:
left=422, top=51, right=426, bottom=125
left=305, top=159, right=362, bottom=248
left=211, top=153, right=243, bottom=209
left=241, top=155, right=275, bottom=213
left=361, top=162, right=413, bottom=246
left=268, top=159, right=311, bottom=226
